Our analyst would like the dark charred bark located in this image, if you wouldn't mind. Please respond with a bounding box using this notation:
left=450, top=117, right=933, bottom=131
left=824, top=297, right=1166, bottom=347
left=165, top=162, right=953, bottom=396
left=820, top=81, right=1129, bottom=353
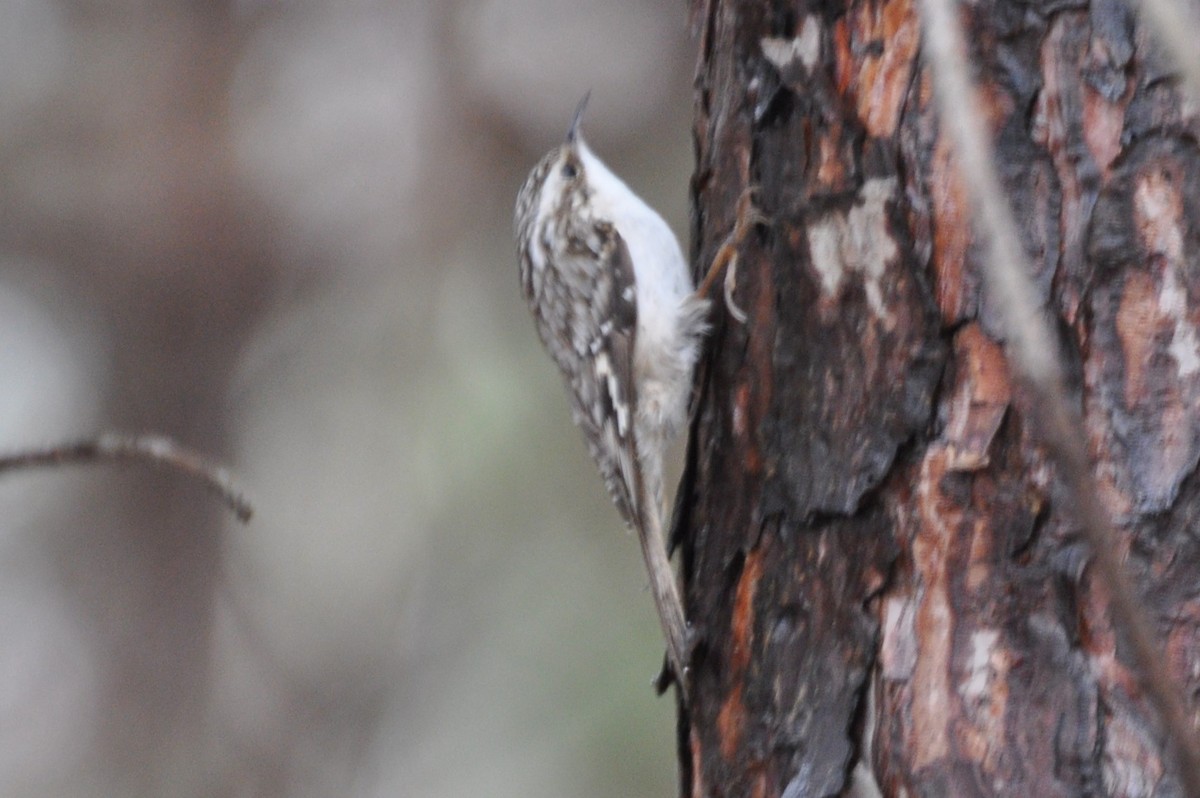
left=680, top=0, right=1200, bottom=795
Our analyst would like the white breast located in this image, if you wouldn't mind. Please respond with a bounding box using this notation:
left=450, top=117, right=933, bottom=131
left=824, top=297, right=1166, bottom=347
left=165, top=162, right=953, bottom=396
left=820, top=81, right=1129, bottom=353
left=575, top=139, right=707, bottom=463
left=575, top=141, right=693, bottom=351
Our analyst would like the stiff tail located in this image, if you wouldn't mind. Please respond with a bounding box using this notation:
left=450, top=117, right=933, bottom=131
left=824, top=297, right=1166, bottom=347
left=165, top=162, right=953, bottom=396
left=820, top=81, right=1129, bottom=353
left=635, top=485, right=692, bottom=697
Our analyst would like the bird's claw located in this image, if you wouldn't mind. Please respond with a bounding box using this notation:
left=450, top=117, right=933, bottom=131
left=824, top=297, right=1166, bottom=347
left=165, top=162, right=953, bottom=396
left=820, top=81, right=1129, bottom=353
left=654, top=625, right=699, bottom=697
left=695, top=185, right=769, bottom=323
left=724, top=253, right=748, bottom=323
left=720, top=185, right=766, bottom=323
left=733, top=185, right=771, bottom=240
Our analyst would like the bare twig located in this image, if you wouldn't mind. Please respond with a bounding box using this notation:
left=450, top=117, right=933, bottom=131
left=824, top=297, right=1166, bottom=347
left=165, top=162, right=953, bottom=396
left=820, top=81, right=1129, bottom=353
left=0, top=433, right=254, bottom=523
left=1130, top=0, right=1200, bottom=103
left=917, top=0, right=1200, bottom=791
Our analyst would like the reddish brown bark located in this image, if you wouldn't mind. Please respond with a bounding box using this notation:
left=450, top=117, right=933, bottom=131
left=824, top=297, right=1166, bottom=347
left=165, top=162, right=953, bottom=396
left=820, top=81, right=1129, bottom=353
left=680, top=1, right=1200, bottom=795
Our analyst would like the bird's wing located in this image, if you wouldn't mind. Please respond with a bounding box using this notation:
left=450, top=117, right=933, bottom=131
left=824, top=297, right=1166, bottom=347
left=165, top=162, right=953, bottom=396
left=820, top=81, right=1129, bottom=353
left=531, top=221, right=642, bottom=527
left=587, top=227, right=642, bottom=527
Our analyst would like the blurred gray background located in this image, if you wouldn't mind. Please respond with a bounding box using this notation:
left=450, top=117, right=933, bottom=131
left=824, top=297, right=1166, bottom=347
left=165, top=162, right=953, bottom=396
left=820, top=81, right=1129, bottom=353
left=0, top=2, right=695, bottom=796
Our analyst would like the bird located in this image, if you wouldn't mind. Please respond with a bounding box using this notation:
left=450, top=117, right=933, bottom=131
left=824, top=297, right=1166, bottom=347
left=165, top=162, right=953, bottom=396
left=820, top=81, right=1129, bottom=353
left=514, top=93, right=758, bottom=693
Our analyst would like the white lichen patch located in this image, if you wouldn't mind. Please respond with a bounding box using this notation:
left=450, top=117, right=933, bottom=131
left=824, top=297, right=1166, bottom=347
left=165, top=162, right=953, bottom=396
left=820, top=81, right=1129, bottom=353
left=958, top=627, right=1011, bottom=775
left=880, top=595, right=917, bottom=680
left=1133, top=173, right=1200, bottom=379
left=805, top=178, right=898, bottom=321
left=960, top=629, right=1000, bottom=704
left=1159, top=261, right=1200, bottom=378
left=761, top=16, right=820, bottom=73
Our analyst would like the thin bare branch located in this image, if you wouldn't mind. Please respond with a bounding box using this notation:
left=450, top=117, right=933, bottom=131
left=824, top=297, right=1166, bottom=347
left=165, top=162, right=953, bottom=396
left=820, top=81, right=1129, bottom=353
left=0, top=433, right=254, bottom=523
left=917, top=0, right=1200, bottom=790
left=1130, top=0, right=1200, bottom=103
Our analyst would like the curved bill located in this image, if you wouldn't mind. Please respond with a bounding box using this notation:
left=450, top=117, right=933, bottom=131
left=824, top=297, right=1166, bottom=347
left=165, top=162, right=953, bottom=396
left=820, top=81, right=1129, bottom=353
left=566, top=91, right=591, bottom=143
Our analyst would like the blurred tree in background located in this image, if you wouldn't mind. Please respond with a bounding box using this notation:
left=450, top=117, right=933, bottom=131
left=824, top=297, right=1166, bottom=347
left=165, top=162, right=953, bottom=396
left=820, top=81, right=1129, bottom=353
left=0, top=2, right=694, bottom=796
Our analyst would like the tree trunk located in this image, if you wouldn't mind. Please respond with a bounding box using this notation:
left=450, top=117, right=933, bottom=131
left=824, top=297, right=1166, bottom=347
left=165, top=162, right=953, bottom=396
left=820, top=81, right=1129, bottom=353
left=681, top=0, right=1200, bottom=795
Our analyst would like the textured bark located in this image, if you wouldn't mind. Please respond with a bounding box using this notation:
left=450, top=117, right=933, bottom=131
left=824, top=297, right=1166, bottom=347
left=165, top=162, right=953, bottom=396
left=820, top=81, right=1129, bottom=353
left=680, top=0, right=1200, bottom=795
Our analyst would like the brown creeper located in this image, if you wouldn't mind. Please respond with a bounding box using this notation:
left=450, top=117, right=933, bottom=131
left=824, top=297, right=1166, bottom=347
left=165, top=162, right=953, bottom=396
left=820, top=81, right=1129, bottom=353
left=514, top=96, right=708, bottom=689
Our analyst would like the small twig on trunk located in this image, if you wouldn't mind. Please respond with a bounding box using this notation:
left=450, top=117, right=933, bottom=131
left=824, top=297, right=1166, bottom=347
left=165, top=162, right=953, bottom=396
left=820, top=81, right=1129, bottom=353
left=917, top=0, right=1200, bottom=791
left=0, top=433, right=254, bottom=523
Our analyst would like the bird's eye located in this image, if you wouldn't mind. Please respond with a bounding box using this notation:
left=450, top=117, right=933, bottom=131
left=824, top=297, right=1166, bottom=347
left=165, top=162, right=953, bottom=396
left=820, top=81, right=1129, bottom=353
left=562, top=162, right=578, bottom=179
